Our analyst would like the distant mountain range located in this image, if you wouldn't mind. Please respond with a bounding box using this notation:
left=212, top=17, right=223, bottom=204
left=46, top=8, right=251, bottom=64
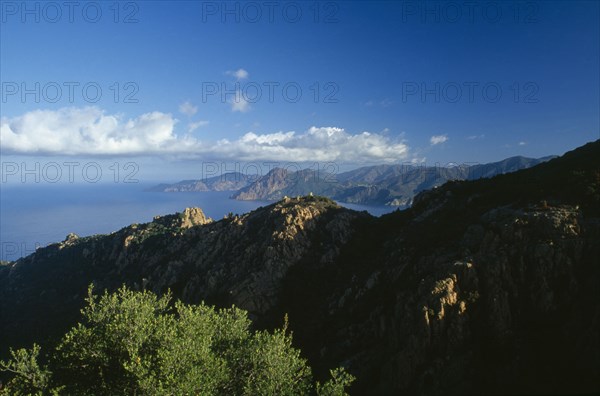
left=149, top=156, right=556, bottom=206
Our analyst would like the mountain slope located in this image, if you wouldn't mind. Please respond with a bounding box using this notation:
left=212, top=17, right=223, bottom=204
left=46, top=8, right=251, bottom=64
left=0, top=196, right=366, bottom=357
left=1, top=141, right=599, bottom=394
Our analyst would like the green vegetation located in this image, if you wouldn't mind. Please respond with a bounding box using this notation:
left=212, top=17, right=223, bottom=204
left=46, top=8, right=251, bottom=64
left=0, top=286, right=353, bottom=395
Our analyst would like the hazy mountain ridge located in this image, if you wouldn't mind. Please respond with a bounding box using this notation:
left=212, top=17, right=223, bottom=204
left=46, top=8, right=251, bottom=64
left=232, top=155, right=554, bottom=205
left=1, top=142, right=598, bottom=394
left=149, top=156, right=554, bottom=206
left=146, top=172, right=252, bottom=192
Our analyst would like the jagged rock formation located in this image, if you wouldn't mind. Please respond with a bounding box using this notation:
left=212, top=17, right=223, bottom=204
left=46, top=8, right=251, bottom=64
left=152, top=207, right=213, bottom=229
left=1, top=142, right=599, bottom=395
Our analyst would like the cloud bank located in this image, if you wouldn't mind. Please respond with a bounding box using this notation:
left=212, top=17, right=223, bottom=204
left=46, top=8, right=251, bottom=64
left=215, top=127, right=409, bottom=162
left=1, top=107, right=192, bottom=156
left=1, top=107, right=409, bottom=163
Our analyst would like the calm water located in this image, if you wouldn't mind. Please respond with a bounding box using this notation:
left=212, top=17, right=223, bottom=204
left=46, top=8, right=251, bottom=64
left=0, top=183, right=397, bottom=261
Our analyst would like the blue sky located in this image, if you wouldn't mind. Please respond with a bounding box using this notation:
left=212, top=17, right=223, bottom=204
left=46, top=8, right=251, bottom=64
left=0, top=0, right=599, bottom=182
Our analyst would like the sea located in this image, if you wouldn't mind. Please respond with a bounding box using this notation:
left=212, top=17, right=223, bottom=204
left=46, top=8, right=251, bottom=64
left=0, top=183, right=398, bottom=262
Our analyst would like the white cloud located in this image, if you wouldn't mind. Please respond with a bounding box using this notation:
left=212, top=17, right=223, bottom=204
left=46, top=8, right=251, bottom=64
left=215, top=127, right=409, bottom=163
left=178, top=101, right=198, bottom=116
left=518, top=141, right=526, bottom=146
left=0, top=107, right=195, bottom=156
left=0, top=107, right=410, bottom=163
left=188, top=120, right=209, bottom=132
left=430, top=134, right=448, bottom=145
left=231, top=90, right=250, bottom=113
left=226, top=68, right=249, bottom=80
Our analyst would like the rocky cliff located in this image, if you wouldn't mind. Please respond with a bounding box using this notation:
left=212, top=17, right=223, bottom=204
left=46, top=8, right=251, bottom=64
left=1, top=141, right=599, bottom=395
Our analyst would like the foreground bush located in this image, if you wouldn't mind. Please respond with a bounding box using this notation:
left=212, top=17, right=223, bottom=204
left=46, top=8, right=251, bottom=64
left=1, top=285, right=353, bottom=395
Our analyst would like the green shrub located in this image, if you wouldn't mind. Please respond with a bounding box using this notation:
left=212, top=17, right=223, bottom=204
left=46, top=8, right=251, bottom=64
left=1, top=285, right=354, bottom=395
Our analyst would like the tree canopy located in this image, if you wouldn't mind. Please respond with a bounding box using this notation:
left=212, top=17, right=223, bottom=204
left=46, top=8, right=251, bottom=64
left=1, top=285, right=353, bottom=395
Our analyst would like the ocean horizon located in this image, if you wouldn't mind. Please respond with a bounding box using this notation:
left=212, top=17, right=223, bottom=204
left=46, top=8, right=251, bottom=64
left=0, top=183, right=397, bottom=262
